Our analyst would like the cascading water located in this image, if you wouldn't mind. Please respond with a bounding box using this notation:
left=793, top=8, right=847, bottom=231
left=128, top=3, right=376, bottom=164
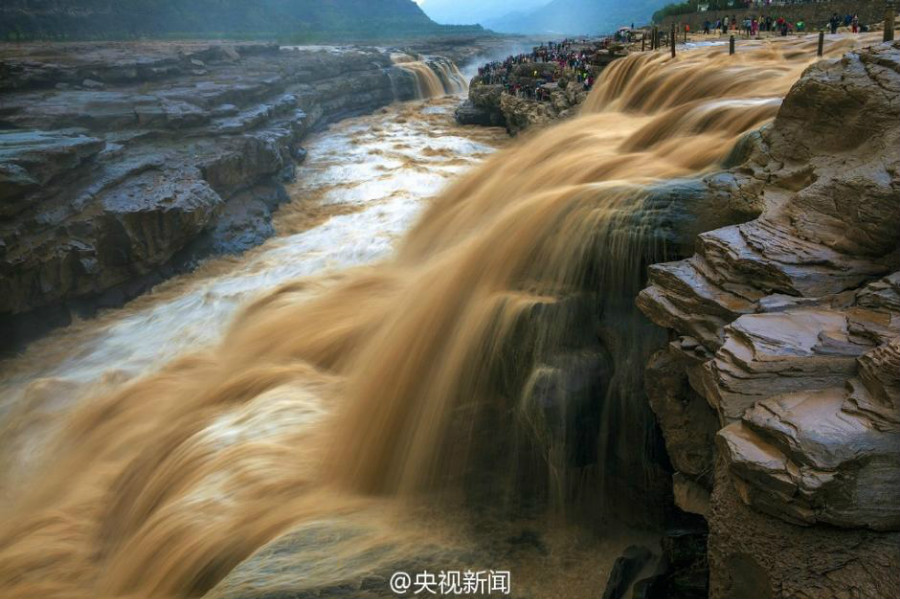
left=431, top=58, right=468, bottom=95
left=393, top=53, right=468, bottom=98
left=0, top=35, right=878, bottom=599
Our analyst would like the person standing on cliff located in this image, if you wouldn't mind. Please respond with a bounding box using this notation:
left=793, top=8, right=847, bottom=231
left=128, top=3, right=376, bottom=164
left=851, top=14, right=859, bottom=33
left=829, top=13, right=840, bottom=34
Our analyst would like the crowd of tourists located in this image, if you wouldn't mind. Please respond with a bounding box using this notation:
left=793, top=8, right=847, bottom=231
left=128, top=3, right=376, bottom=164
left=475, top=40, right=600, bottom=102
left=697, top=11, right=867, bottom=37
left=702, top=15, right=804, bottom=36
left=829, top=12, right=867, bottom=34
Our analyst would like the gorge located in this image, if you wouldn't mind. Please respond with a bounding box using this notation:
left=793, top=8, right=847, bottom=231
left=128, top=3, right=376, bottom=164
left=0, top=42, right=469, bottom=349
left=0, top=29, right=898, bottom=599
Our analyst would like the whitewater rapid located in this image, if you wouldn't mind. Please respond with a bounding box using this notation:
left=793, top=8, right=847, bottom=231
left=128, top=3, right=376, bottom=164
left=0, top=96, right=506, bottom=471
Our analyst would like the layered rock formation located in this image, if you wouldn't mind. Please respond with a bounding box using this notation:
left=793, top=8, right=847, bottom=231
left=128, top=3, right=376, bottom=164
left=0, top=42, right=459, bottom=350
left=638, top=41, right=900, bottom=597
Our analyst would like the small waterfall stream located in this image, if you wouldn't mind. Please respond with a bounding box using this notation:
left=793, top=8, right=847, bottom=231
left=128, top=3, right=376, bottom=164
left=393, top=53, right=468, bottom=98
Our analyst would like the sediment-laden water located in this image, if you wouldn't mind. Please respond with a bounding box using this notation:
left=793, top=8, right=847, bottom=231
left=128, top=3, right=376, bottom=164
left=0, top=35, right=877, bottom=599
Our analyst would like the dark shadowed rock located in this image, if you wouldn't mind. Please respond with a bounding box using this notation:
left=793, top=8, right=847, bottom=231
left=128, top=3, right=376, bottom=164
left=646, top=345, right=718, bottom=490
left=454, top=99, right=500, bottom=127
left=634, top=523, right=709, bottom=599
left=602, top=545, right=653, bottom=599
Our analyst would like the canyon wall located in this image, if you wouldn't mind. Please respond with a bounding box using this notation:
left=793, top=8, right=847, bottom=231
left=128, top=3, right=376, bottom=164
left=637, top=41, right=900, bottom=598
left=0, top=42, right=459, bottom=351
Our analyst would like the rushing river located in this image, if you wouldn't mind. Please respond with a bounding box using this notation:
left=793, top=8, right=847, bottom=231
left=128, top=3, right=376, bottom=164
left=0, top=35, right=878, bottom=599
left=0, top=97, right=503, bottom=424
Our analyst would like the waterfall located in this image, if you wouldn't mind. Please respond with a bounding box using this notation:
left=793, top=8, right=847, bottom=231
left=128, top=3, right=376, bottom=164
left=392, top=53, right=467, bottom=99
left=0, top=35, right=868, bottom=599
left=430, top=57, right=468, bottom=95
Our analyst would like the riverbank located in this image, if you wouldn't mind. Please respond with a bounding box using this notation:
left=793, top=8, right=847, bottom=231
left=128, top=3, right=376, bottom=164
left=0, top=40, right=483, bottom=351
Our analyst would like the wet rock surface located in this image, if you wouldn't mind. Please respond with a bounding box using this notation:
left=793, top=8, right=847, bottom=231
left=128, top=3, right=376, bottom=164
left=638, top=41, right=900, bottom=598
left=0, top=41, right=452, bottom=351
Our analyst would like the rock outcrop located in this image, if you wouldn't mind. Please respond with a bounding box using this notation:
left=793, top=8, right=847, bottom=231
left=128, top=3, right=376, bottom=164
left=457, top=78, right=593, bottom=135
left=0, top=42, right=454, bottom=351
left=638, top=41, right=900, bottom=597
left=455, top=83, right=507, bottom=127
left=456, top=50, right=623, bottom=135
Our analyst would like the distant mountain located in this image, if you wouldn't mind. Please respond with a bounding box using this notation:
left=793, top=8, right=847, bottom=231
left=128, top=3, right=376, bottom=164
left=483, top=0, right=671, bottom=35
left=0, top=0, right=483, bottom=42
left=417, top=0, right=550, bottom=26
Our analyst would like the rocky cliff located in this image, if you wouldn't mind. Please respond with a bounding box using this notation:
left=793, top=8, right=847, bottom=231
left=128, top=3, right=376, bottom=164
left=0, top=42, right=457, bottom=351
left=637, top=41, right=900, bottom=597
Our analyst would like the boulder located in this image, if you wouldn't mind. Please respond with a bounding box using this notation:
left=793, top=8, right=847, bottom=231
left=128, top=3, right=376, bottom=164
left=0, top=165, right=223, bottom=318
left=454, top=99, right=498, bottom=126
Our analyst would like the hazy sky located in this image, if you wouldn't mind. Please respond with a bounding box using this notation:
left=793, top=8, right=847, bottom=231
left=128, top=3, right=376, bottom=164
left=414, top=0, right=550, bottom=25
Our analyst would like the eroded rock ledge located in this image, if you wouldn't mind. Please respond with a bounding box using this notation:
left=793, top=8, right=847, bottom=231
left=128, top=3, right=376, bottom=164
left=0, top=42, right=450, bottom=351
left=637, top=41, right=900, bottom=597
